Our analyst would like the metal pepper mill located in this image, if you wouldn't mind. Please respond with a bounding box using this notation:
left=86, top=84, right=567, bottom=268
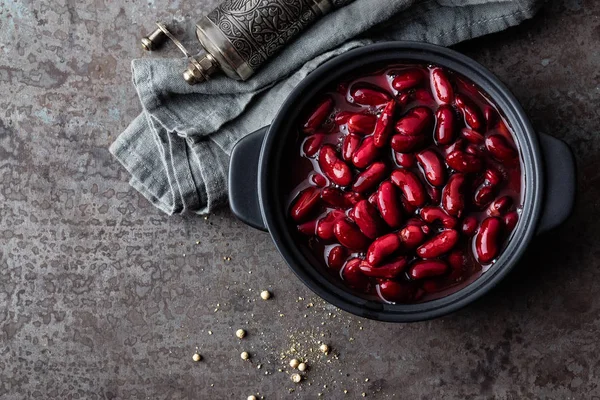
left=141, top=0, right=354, bottom=84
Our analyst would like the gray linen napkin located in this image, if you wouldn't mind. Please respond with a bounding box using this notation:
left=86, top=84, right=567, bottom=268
left=110, top=0, right=542, bottom=215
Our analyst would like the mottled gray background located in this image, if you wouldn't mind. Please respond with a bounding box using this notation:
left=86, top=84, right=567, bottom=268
left=0, top=0, right=598, bottom=399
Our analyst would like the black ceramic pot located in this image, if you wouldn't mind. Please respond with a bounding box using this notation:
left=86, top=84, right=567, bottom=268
left=228, top=42, right=576, bottom=322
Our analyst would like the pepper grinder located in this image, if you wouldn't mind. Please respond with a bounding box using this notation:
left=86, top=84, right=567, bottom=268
left=141, top=0, right=354, bottom=84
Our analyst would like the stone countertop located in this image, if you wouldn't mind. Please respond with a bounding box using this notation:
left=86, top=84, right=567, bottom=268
left=0, top=1, right=598, bottom=398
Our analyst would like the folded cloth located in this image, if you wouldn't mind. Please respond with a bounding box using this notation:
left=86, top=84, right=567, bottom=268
left=110, top=0, right=543, bottom=215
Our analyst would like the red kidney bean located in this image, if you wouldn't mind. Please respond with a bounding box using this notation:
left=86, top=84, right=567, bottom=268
left=430, top=67, right=454, bottom=104
left=461, top=128, right=485, bottom=144
left=394, top=152, right=415, bottom=168
left=303, top=133, right=325, bottom=157
left=373, top=100, right=396, bottom=148
left=390, top=169, right=427, bottom=207
left=352, top=136, right=380, bottom=169
left=376, top=181, right=403, bottom=229
left=396, top=92, right=411, bottom=108
left=297, top=220, right=317, bottom=236
left=359, top=257, right=408, bottom=279
left=488, top=195, right=513, bottom=217
left=461, top=216, right=478, bottom=236
left=447, top=249, right=465, bottom=270
left=455, top=93, right=483, bottom=130
left=416, top=149, right=446, bottom=186
left=368, top=192, right=378, bottom=206
left=416, top=229, right=459, bottom=258
left=485, top=134, right=518, bottom=161
left=334, top=218, right=370, bottom=251
left=352, top=162, right=387, bottom=193
left=409, top=260, right=449, bottom=280
left=399, top=224, right=428, bottom=249
left=392, top=69, right=424, bottom=91
left=483, top=105, right=497, bottom=130
left=316, top=210, right=347, bottom=241
left=342, top=133, right=361, bottom=161
left=328, top=245, right=348, bottom=271
left=442, top=264, right=464, bottom=288
left=303, top=97, right=333, bottom=134
left=420, top=206, right=457, bottom=229
left=485, top=168, right=503, bottom=187
left=475, top=217, right=504, bottom=263
left=504, top=211, right=519, bottom=233
left=390, top=134, right=426, bottom=153
left=351, top=86, right=391, bottom=106
left=319, top=145, right=352, bottom=186
left=394, top=106, right=434, bottom=136
left=426, top=185, right=441, bottom=203
left=378, top=280, right=417, bottom=303
left=474, top=185, right=495, bottom=208
left=310, top=173, right=328, bottom=188
left=347, top=114, right=377, bottom=135
left=347, top=207, right=356, bottom=220
left=366, top=233, right=402, bottom=266
left=446, top=150, right=483, bottom=173
left=344, top=191, right=363, bottom=206
left=401, top=197, right=418, bottom=215
left=497, top=119, right=512, bottom=136
left=434, top=105, right=456, bottom=145
left=405, top=217, right=430, bottom=231
left=334, top=111, right=353, bottom=125
left=442, top=138, right=464, bottom=157
left=413, top=88, right=435, bottom=104
left=442, top=173, right=466, bottom=217
left=342, top=258, right=370, bottom=291
left=290, top=187, right=320, bottom=222
left=465, top=143, right=483, bottom=157
left=321, top=187, right=349, bottom=208
left=352, top=200, right=385, bottom=239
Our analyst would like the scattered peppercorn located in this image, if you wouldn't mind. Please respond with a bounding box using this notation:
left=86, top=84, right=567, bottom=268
left=247, top=396, right=257, bottom=400
left=291, top=373, right=302, bottom=383
left=320, top=344, right=330, bottom=354
left=192, top=353, right=202, bottom=362
left=298, top=362, right=307, bottom=372
left=260, top=290, right=272, bottom=300
left=289, top=359, right=300, bottom=369
left=241, top=351, right=250, bottom=360
left=236, top=329, right=246, bottom=339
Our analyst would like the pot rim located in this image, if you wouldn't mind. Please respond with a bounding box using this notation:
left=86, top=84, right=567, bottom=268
left=258, top=41, right=543, bottom=322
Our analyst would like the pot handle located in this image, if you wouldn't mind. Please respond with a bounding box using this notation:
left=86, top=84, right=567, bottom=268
left=536, top=132, right=576, bottom=234
left=228, top=126, right=269, bottom=232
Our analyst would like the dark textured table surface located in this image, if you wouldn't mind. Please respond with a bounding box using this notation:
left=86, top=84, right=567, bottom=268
left=1, top=0, right=598, bottom=398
